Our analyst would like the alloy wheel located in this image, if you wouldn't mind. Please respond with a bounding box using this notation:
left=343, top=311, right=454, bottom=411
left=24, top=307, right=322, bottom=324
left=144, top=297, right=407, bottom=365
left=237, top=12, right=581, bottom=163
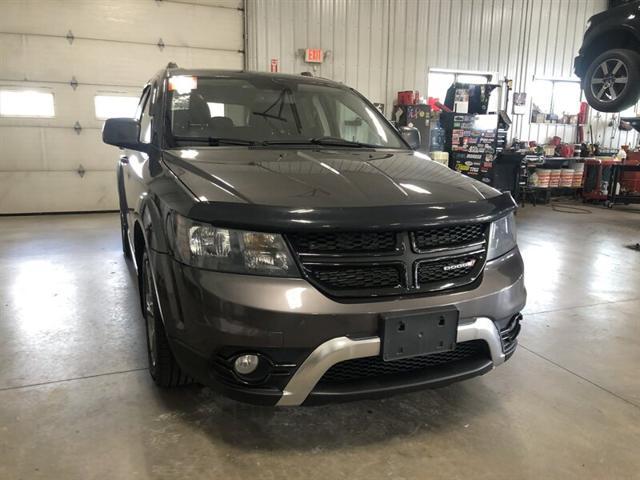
left=143, top=258, right=157, bottom=368
left=590, top=59, right=629, bottom=103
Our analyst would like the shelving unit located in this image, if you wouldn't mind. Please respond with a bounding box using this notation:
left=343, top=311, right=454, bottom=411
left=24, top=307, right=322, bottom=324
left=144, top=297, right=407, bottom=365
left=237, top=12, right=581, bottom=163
left=520, top=156, right=588, bottom=205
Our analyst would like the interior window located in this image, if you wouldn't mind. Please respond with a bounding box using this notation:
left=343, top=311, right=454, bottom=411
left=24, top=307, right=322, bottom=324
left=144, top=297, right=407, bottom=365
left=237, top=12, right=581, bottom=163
left=530, top=79, right=581, bottom=124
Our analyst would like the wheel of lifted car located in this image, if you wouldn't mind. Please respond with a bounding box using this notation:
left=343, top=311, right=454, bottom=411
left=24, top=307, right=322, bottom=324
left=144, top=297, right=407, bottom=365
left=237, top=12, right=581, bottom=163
left=583, top=49, right=640, bottom=113
left=141, top=250, right=190, bottom=387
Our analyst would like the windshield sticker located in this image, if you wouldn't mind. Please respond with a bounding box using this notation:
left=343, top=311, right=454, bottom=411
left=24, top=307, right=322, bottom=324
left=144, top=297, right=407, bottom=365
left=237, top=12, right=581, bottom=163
left=172, top=95, right=190, bottom=111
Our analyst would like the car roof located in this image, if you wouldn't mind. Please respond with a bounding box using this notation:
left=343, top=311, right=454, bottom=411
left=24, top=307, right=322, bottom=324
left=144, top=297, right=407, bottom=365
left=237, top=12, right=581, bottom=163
left=162, top=68, right=346, bottom=88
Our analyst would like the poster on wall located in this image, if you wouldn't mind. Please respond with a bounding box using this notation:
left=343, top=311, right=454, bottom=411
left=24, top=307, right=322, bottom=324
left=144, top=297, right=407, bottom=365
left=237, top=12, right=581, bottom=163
left=513, top=92, right=527, bottom=115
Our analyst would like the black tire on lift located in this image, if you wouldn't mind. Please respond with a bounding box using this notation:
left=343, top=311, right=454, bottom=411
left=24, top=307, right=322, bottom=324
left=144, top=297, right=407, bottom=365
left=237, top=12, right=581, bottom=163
left=583, top=48, right=640, bottom=113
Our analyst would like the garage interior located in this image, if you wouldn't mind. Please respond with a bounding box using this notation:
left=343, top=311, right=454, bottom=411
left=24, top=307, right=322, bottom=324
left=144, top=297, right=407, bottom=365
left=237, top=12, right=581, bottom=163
left=1, top=0, right=639, bottom=479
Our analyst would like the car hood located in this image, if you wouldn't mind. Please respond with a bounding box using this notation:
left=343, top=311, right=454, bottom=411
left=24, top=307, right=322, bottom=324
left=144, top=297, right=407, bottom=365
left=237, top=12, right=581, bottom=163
left=163, top=147, right=499, bottom=208
left=162, top=147, right=514, bottom=232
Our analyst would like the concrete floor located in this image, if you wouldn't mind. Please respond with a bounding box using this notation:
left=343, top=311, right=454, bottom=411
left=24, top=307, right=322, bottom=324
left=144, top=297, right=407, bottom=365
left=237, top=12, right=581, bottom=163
left=1, top=204, right=640, bottom=479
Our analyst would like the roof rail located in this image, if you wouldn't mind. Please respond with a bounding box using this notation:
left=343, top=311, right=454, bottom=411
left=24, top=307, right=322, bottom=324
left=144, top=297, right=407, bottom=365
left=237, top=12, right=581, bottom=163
left=166, top=62, right=179, bottom=69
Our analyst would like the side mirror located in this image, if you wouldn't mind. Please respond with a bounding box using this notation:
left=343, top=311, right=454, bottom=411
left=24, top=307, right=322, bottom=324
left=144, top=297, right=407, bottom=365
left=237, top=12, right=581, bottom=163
left=103, top=118, right=142, bottom=150
left=399, top=126, right=421, bottom=150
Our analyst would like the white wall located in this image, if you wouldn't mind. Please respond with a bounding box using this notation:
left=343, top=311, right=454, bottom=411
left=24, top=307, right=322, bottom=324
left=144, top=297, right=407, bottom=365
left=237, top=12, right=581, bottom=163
left=0, top=0, right=244, bottom=214
left=247, top=0, right=638, bottom=150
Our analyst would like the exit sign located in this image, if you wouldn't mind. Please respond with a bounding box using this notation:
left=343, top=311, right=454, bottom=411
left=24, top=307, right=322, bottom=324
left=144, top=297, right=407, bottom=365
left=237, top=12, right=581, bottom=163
left=305, top=48, right=324, bottom=63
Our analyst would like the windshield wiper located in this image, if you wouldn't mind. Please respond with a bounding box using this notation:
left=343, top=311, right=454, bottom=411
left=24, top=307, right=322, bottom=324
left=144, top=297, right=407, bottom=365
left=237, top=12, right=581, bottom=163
left=310, top=136, right=381, bottom=148
left=261, top=137, right=381, bottom=148
left=172, top=135, right=258, bottom=146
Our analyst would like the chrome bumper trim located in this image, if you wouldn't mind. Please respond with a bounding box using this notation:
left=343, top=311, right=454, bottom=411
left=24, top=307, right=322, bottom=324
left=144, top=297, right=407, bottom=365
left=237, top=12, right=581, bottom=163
left=276, top=316, right=504, bottom=406
left=457, top=317, right=506, bottom=366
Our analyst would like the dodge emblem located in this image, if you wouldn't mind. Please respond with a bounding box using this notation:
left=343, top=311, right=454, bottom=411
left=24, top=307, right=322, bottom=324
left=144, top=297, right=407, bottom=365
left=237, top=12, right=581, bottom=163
left=443, top=259, right=476, bottom=271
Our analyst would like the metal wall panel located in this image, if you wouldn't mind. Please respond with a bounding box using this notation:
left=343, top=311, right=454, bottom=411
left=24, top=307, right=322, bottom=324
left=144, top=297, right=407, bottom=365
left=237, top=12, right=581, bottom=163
left=0, top=0, right=244, bottom=214
left=247, top=0, right=390, bottom=105
left=247, top=0, right=633, bottom=150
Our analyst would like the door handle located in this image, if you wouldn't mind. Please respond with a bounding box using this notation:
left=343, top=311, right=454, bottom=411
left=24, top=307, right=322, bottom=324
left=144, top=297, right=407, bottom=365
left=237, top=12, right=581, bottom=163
left=120, top=156, right=129, bottom=165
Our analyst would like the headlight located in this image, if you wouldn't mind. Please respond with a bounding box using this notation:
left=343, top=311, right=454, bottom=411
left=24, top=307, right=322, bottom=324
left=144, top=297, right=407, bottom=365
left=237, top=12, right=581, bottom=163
left=171, top=214, right=299, bottom=277
left=487, top=213, right=517, bottom=260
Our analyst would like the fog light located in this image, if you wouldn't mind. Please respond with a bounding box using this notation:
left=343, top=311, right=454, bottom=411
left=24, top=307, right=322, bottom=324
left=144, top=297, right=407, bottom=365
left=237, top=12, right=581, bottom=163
left=234, top=354, right=259, bottom=375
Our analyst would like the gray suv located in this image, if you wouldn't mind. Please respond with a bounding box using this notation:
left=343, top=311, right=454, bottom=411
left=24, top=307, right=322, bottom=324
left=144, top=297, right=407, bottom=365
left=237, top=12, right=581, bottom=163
left=103, top=65, right=525, bottom=406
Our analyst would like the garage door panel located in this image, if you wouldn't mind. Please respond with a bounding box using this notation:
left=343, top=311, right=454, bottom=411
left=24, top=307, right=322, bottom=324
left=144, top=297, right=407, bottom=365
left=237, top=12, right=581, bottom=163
left=44, top=130, right=120, bottom=172
left=169, top=0, right=242, bottom=8
left=0, top=128, right=45, bottom=171
left=0, top=34, right=243, bottom=86
left=0, top=127, right=120, bottom=172
left=1, top=0, right=244, bottom=214
left=0, top=1, right=243, bottom=52
left=0, top=82, right=142, bottom=129
left=0, top=171, right=118, bottom=214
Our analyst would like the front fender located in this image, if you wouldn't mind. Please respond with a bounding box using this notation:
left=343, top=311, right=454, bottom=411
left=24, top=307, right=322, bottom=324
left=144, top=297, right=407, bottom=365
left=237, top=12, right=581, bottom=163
left=139, top=193, right=169, bottom=254
left=135, top=198, right=184, bottom=334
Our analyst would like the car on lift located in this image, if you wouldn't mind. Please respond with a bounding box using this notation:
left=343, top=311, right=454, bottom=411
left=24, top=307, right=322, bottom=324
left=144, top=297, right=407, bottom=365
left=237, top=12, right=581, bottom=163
left=102, top=64, right=525, bottom=406
left=575, top=0, right=640, bottom=112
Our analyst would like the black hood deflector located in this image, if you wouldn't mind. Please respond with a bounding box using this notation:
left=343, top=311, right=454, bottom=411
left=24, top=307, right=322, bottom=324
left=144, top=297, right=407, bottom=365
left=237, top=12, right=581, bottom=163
left=187, top=193, right=516, bottom=232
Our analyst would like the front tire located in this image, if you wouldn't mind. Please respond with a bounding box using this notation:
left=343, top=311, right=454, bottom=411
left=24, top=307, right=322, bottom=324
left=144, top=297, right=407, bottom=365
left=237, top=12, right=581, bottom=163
left=119, top=209, right=132, bottom=259
left=583, top=49, right=640, bottom=113
left=141, top=251, right=190, bottom=387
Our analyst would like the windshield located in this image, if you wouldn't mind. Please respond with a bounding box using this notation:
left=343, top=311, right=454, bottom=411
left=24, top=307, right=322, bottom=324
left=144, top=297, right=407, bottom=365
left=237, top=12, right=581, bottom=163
left=165, top=76, right=405, bottom=149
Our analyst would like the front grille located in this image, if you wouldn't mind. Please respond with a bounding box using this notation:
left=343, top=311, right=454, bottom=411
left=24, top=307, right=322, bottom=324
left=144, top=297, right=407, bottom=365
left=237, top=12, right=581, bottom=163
left=319, top=340, right=488, bottom=384
left=306, top=264, right=403, bottom=291
left=413, top=223, right=487, bottom=251
left=286, top=222, right=489, bottom=299
left=417, top=254, right=483, bottom=285
left=288, top=231, right=397, bottom=254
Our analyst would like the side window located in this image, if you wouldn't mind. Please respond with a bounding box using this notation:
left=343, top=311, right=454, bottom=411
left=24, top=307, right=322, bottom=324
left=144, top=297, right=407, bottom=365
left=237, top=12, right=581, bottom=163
left=139, top=85, right=153, bottom=144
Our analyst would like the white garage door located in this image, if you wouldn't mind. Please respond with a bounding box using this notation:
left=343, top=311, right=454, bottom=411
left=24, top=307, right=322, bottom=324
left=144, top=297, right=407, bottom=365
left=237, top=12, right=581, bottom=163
left=0, top=0, right=244, bottom=214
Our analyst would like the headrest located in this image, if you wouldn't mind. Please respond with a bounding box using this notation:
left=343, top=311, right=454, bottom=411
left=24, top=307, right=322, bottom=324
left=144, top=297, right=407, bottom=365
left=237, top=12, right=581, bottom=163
left=188, top=93, right=211, bottom=126
left=210, top=116, right=234, bottom=129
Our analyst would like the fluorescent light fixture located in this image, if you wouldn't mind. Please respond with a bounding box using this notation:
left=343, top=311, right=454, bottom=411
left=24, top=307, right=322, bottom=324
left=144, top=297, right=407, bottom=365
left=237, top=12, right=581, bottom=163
left=0, top=90, right=55, bottom=117
left=94, top=95, right=138, bottom=120
left=430, top=67, right=495, bottom=78
left=533, top=75, right=581, bottom=83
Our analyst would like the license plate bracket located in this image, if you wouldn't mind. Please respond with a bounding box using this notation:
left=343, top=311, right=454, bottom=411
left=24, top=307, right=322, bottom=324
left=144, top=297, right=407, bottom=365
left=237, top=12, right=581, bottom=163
left=382, top=308, right=459, bottom=362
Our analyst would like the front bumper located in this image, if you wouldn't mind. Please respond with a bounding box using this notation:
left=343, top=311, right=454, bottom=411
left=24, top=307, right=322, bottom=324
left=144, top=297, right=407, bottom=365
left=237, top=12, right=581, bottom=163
left=278, top=316, right=509, bottom=406
left=153, top=247, right=526, bottom=405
